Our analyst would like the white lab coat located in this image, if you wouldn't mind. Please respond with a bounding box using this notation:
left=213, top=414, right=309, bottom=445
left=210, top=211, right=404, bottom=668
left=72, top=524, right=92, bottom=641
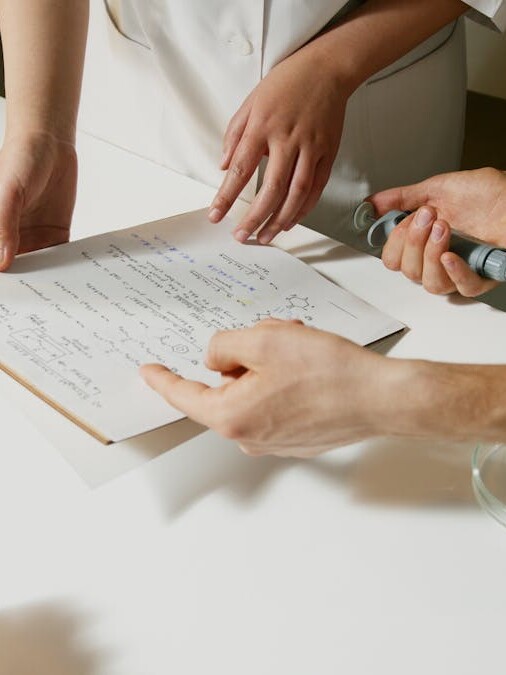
left=79, top=0, right=505, bottom=243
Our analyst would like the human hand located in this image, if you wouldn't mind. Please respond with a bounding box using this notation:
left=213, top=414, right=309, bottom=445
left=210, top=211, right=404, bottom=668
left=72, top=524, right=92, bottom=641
left=208, top=42, right=349, bottom=245
left=0, top=131, right=77, bottom=271
left=140, top=320, right=394, bottom=458
left=369, top=168, right=506, bottom=297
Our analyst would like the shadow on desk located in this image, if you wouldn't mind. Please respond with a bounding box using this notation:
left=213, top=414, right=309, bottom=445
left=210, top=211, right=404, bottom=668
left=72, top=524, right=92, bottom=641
left=145, top=429, right=477, bottom=522
left=311, top=437, right=477, bottom=507
left=0, top=602, right=106, bottom=675
left=146, top=431, right=289, bottom=519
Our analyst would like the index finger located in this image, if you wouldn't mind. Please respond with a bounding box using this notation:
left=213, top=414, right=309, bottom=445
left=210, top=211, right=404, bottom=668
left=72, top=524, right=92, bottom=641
left=209, top=134, right=265, bottom=224
left=140, top=364, right=219, bottom=427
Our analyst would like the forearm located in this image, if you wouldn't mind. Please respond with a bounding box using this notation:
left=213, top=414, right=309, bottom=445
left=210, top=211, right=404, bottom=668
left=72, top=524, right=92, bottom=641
left=0, top=0, right=89, bottom=143
left=303, top=0, right=467, bottom=95
left=379, top=359, right=506, bottom=443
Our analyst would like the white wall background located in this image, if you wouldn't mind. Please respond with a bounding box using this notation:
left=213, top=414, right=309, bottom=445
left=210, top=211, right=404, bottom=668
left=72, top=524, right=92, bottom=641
left=466, top=20, right=506, bottom=99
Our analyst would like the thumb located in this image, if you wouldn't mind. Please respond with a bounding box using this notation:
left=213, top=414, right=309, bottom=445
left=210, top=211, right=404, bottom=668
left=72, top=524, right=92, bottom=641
left=0, top=178, right=22, bottom=271
left=368, top=180, right=431, bottom=217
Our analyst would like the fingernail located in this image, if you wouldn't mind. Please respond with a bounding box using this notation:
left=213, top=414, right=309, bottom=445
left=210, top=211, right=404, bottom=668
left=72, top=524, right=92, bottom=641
left=258, top=231, right=273, bottom=245
left=416, top=207, right=434, bottom=229
left=220, top=151, right=228, bottom=168
left=0, top=247, right=5, bottom=265
left=431, top=223, right=445, bottom=242
left=209, top=208, right=222, bottom=223
left=235, top=229, right=249, bottom=243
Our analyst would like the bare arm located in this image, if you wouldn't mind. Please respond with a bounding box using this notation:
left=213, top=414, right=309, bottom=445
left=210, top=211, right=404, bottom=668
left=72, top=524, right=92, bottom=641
left=314, top=0, right=467, bottom=94
left=0, top=0, right=89, bottom=142
left=0, top=1, right=89, bottom=269
left=211, top=0, right=468, bottom=245
left=141, top=320, right=506, bottom=458
left=386, top=359, right=506, bottom=444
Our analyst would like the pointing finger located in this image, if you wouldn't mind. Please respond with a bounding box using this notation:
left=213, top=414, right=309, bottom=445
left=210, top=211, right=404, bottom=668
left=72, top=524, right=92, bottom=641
left=140, top=364, right=217, bottom=426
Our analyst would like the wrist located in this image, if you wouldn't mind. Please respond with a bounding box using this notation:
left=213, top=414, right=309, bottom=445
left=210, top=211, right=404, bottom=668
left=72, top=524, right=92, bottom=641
left=376, top=359, right=504, bottom=442
left=373, top=358, right=437, bottom=438
left=5, top=106, right=77, bottom=146
left=301, top=33, right=361, bottom=97
left=3, top=127, right=76, bottom=151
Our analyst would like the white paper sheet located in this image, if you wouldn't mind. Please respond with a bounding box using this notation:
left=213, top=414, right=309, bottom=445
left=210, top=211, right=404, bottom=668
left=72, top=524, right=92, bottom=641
left=0, top=209, right=403, bottom=442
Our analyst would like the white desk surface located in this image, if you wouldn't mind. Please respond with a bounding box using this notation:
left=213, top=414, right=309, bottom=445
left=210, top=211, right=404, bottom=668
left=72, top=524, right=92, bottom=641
left=0, top=100, right=505, bottom=675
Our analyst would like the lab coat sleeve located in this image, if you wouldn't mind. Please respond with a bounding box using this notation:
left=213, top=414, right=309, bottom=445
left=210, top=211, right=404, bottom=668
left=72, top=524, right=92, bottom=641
left=464, top=0, right=506, bottom=30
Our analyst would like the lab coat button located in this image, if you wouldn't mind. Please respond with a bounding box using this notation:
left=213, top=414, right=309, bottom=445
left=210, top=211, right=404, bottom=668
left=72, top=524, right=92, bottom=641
left=227, top=34, right=254, bottom=56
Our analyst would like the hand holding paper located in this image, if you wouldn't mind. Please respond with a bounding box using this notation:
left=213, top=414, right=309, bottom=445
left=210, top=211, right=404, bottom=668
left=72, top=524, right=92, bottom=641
left=0, top=133, right=76, bottom=270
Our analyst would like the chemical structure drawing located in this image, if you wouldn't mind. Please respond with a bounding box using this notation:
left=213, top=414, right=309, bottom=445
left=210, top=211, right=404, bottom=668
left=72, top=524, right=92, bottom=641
left=285, top=295, right=314, bottom=311
left=158, top=333, right=202, bottom=366
left=168, top=343, right=190, bottom=354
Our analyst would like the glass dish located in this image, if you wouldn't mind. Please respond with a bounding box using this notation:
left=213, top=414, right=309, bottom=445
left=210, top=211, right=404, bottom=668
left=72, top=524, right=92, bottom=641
left=472, top=444, right=506, bottom=528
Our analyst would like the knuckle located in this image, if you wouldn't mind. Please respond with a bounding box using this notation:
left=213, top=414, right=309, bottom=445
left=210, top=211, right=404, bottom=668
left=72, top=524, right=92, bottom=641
left=425, top=246, right=444, bottom=263
left=213, top=194, right=233, bottom=212
left=248, top=109, right=269, bottom=128
left=307, top=133, right=327, bottom=153
left=231, top=162, right=247, bottom=179
left=257, top=318, right=281, bottom=327
left=253, top=329, right=274, bottom=354
left=459, top=283, right=483, bottom=298
left=424, top=280, right=451, bottom=295
left=205, top=333, right=222, bottom=366
left=239, top=129, right=258, bottom=147
left=242, top=220, right=262, bottom=234
left=225, top=119, right=240, bottom=141
left=217, top=415, right=246, bottom=441
left=402, top=268, right=421, bottom=283
left=263, top=177, right=284, bottom=194
left=382, top=254, right=400, bottom=271
left=406, top=227, right=425, bottom=246
left=264, top=221, right=282, bottom=234
left=478, top=167, right=500, bottom=183
left=291, top=178, right=311, bottom=195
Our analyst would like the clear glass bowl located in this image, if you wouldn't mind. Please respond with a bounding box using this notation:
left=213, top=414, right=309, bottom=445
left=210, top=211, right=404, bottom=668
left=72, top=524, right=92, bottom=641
left=472, top=444, right=506, bottom=527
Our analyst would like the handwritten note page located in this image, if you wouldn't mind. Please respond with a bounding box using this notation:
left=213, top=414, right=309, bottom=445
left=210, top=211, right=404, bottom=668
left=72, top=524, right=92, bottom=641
left=0, top=210, right=403, bottom=442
